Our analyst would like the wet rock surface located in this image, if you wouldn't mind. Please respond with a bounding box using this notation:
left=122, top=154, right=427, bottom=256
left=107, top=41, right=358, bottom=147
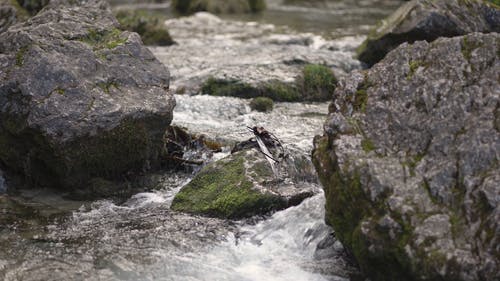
left=150, top=12, right=361, bottom=96
left=172, top=144, right=319, bottom=219
left=313, top=32, right=499, bottom=281
left=357, top=0, right=500, bottom=66
left=0, top=0, right=175, bottom=191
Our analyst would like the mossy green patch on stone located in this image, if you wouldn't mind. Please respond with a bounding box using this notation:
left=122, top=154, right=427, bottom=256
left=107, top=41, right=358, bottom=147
left=201, top=77, right=259, bottom=98
left=461, top=35, right=484, bottom=62
left=261, top=80, right=301, bottom=102
left=115, top=9, right=174, bottom=46
left=249, top=97, right=273, bottom=112
left=299, top=64, right=337, bottom=102
left=171, top=153, right=285, bottom=219
left=15, top=46, right=29, bottom=66
left=361, top=138, right=376, bottom=153
left=96, top=81, right=119, bottom=95
left=353, top=74, right=372, bottom=112
left=407, top=60, right=427, bottom=79
left=80, top=28, right=127, bottom=51
left=172, top=0, right=266, bottom=14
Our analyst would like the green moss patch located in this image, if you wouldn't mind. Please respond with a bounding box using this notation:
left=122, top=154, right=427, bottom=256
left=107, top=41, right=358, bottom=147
left=172, top=0, right=266, bottom=14
left=407, top=59, right=428, bottom=79
left=115, top=10, right=174, bottom=46
left=15, top=46, right=29, bottom=66
left=249, top=97, right=273, bottom=112
left=461, top=35, right=484, bottom=63
left=201, top=64, right=336, bottom=103
left=171, top=153, right=285, bottom=219
left=79, top=28, right=127, bottom=50
left=299, top=64, right=337, bottom=102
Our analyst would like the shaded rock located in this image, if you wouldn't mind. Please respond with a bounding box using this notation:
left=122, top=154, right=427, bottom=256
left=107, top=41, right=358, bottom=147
left=0, top=0, right=29, bottom=33
left=172, top=147, right=319, bottom=219
left=172, top=0, right=266, bottom=14
left=16, top=0, right=49, bottom=15
left=0, top=169, right=6, bottom=193
left=0, top=1, right=175, bottom=192
left=151, top=12, right=360, bottom=98
left=162, top=125, right=222, bottom=171
left=313, top=33, right=499, bottom=281
left=115, top=9, right=175, bottom=46
left=357, top=0, right=500, bottom=66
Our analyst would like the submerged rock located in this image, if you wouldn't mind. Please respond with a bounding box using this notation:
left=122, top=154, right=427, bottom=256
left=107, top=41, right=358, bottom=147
left=151, top=12, right=360, bottom=99
left=313, top=33, right=499, bottom=281
left=172, top=147, right=319, bottom=219
left=357, top=0, right=500, bottom=66
left=0, top=0, right=175, bottom=192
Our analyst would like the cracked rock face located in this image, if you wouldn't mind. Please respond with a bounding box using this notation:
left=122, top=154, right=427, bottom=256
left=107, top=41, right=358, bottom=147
left=313, top=32, right=499, bottom=281
left=0, top=0, right=175, bottom=191
left=357, top=0, right=500, bottom=66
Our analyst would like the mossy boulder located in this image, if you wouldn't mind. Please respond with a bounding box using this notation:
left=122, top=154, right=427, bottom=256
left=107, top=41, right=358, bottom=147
left=172, top=149, right=318, bottom=219
left=115, top=9, right=174, bottom=46
left=313, top=33, right=499, bottom=281
left=0, top=0, right=175, bottom=194
left=357, top=0, right=500, bottom=67
left=201, top=64, right=337, bottom=102
left=249, top=97, right=273, bottom=112
left=172, top=0, right=266, bottom=14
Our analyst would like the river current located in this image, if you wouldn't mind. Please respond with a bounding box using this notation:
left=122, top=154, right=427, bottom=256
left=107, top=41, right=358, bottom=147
left=0, top=1, right=401, bottom=280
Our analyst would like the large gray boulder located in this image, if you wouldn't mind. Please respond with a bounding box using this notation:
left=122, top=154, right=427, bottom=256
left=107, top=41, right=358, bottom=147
left=0, top=0, right=175, bottom=191
left=313, top=32, right=499, bottom=281
left=357, top=0, right=500, bottom=66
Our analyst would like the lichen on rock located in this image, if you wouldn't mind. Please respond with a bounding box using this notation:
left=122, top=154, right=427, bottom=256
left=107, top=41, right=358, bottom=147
left=313, top=32, right=499, bottom=281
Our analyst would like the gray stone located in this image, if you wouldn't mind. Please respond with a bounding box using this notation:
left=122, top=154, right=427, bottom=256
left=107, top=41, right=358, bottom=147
left=357, top=0, right=500, bottom=66
left=313, top=33, right=499, bottom=281
left=0, top=0, right=175, bottom=191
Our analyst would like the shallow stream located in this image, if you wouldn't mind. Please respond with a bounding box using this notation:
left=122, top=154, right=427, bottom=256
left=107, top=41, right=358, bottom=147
left=0, top=1, right=402, bottom=280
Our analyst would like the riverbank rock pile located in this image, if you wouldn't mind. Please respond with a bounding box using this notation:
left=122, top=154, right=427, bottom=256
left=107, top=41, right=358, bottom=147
left=314, top=32, right=499, bottom=281
left=357, top=0, right=500, bottom=66
left=0, top=0, right=175, bottom=192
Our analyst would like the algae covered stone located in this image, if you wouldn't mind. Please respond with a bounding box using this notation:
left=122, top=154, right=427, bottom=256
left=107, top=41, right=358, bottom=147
left=357, top=0, right=500, bottom=66
left=201, top=64, right=337, bottom=103
left=172, top=0, right=266, bottom=14
left=172, top=149, right=318, bottom=219
left=298, top=64, right=337, bottom=102
left=249, top=97, right=273, bottom=112
left=313, top=33, right=499, bottom=281
left=115, top=9, right=174, bottom=46
left=0, top=0, right=175, bottom=192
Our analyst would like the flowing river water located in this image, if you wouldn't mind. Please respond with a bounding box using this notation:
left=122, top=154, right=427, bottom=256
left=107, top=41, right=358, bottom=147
left=0, top=1, right=402, bottom=280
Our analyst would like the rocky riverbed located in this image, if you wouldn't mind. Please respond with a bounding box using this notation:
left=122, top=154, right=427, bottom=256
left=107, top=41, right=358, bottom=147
left=1, top=0, right=498, bottom=281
